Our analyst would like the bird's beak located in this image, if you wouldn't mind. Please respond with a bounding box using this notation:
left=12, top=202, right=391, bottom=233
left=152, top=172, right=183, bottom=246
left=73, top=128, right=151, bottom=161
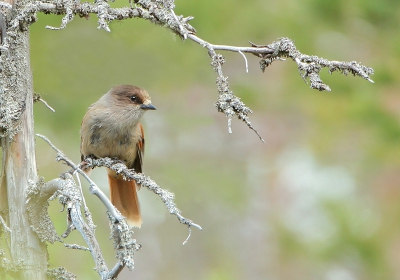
left=140, top=103, right=157, bottom=110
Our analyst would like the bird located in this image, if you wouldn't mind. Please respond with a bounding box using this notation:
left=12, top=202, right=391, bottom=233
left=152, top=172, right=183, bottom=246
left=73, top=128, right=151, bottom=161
left=80, top=85, right=156, bottom=227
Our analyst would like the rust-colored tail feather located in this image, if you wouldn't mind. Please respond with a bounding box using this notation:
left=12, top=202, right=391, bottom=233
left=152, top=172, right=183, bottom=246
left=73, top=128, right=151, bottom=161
left=108, top=170, right=142, bottom=227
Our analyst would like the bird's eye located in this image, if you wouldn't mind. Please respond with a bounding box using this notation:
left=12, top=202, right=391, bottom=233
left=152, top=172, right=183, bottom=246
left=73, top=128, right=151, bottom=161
left=130, top=96, right=137, bottom=102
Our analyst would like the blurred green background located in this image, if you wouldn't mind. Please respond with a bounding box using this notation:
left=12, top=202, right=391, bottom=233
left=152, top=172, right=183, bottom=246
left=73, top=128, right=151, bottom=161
left=29, top=0, right=400, bottom=279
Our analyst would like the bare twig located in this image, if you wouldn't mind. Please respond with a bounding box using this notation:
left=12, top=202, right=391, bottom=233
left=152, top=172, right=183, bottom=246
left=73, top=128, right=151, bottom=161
left=188, top=34, right=274, bottom=55
left=37, top=98, right=55, bottom=112
left=0, top=215, right=11, bottom=233
left=33, top=93, right=55, bottom=112
left=182, top=225, right=192, bottom=246
left=107, top=261, right=125, bottom=279
left=238, top=50, right=249, bottom=73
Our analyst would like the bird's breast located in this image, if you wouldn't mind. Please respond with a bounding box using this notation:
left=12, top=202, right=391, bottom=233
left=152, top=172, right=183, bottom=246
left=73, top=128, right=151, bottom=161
left=81, top=111, right=140, bottom=166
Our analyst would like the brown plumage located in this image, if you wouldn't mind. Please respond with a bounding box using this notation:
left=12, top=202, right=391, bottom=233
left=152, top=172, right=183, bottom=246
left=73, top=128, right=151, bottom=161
left=80, top=85, right=156, bottom=227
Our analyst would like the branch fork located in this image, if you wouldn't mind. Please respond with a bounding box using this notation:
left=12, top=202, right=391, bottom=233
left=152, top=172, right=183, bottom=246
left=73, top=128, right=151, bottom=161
left=35, top=134, right=201, bottom=278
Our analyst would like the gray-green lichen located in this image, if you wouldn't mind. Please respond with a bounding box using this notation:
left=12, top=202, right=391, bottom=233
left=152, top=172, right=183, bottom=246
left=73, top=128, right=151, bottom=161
left=252, top=37, right=374, bottom=91
left=47, top=266, right=77, bottom=280
left=0, top=249, right=23, bottom=279
left=108, top=212, right=140, bottom=271
left=25, top=177, right=62, bottom=244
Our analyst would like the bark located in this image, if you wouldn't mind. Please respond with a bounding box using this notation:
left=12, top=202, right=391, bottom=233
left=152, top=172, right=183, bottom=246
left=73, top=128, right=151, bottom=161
left=0, top=13, right=48, bottom=279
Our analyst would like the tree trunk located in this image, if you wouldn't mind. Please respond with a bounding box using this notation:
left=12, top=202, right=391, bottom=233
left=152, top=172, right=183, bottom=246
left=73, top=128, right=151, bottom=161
left=0, top=24, right=48, bottom=279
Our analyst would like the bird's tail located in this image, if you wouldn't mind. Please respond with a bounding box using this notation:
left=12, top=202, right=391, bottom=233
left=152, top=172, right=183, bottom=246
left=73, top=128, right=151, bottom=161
left=107, top=169, right=142, bottom=227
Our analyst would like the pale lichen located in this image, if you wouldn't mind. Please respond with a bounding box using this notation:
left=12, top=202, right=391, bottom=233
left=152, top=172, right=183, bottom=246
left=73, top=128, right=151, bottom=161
left=25, top=178, right=62, bottom=244
left=47, top=266, right=77, bottom=280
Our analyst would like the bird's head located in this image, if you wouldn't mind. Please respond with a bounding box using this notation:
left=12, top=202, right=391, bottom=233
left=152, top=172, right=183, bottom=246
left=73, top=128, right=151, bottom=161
left=107, top=85, right=156, bottom=117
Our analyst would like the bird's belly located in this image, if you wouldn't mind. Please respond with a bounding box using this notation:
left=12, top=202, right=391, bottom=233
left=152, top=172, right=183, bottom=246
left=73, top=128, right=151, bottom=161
left=84, top=125, right=139, bottom=167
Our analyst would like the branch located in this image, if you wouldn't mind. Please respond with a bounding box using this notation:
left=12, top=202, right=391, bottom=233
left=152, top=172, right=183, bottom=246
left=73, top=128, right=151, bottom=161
left=36, top=134, right=141, bottom=279
left=36, top=133, right=200, bottom=277
left=189, top=34, right=266, bottom=142
left=85, top=156, right=203, bottom=237
left=33, top=93, right=55, bottom=112
left=26, top=177, right=62, bottom=244
left=27, top=170, right=113, bottom=278
left=46, top=267, right=77, bottom=280
left=249, top=39, right=374, bottom=90
left=6, top=0, right=374, bottom=143
left=185, top=34, right=373, bottom=139
left=36, top=134, right=124, bottom=222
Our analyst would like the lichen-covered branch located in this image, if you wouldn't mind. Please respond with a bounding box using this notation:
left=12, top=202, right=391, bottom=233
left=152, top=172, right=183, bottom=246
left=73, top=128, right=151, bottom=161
left=27, top=174, right=116, bottom=279
left=85, top=156, right=203, bottom=233
left=36, top=133, right=199, bottom=277
left=185, top=34, right=374, bottom=138
left=207, top=46, right=265, bottom=142
left=26, top=177, right=62, bottom=244
left=1, top=0, right=374, bottom=143
left=47, top=267, right=77, bottom=280
left=250, top=38, right=374, bottom=91
left=36, top=134, right=141, bottom=279
left=36, top=134, right=124, bottom=222
left=8, top=0, right=194, bottom=34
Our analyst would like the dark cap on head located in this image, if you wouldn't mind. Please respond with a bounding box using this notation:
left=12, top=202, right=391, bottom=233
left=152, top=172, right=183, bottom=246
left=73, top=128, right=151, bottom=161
left=108, top=85, right=155, bottom=109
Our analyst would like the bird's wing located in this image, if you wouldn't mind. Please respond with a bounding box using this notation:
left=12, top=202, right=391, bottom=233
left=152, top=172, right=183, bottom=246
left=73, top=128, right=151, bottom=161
left=133, top=123, right=145, bottom=175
